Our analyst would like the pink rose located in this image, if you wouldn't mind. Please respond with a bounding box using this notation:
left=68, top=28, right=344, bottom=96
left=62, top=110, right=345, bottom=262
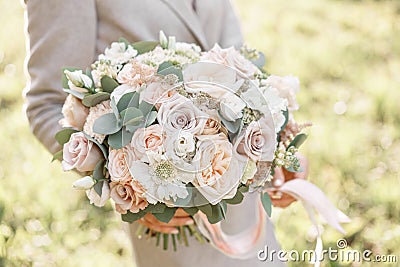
left=108, top=146, right=137, bottom=182
left=59, top=94, right=89, bottom=130
left=201, top=44, right=260, bottom=78
left=234, top=117, right=277, bottom=162
left=62, top=132, right=103, bottom=172
left=83, top=100, right=112, bottom=143
left=110, top=179, right=148, bottom=214
left=130, top=124, right=164, bottom=162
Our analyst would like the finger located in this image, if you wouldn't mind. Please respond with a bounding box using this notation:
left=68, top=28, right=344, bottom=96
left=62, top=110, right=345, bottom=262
left=272, top=167, right=285, bottom=187
left=138, top=219, right=179, bottom=234
left=144, top=213, right=193, bottom=227
left=271, top=194, right=297, bottom=208
left=175, top=208, right=190, bottom=217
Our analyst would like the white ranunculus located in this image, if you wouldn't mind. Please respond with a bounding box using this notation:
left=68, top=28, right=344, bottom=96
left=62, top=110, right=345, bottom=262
left=72, top=176, right=95, bottom=190
left=157, top=94, right=208, bottom=135
left=64, top=70, right=93, bottom=93
left=99, top=42, right=138, bottom=65
left=219, top=92, right=246, bottom=122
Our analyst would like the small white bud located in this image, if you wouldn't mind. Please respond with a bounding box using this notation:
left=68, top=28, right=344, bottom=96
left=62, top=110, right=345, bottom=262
left=72, top=176, right=95, bottom=190
left=159, top=31, right=168, bottom=49
left=168, top=36, right=176, bottom=50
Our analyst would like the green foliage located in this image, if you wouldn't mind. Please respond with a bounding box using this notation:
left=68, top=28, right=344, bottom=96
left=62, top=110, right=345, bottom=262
left=100, top=76, right=119, bottom=93
left=55, top=128, right=77, bottom=145
left=288, top=133, right=308, bottom=149
left=260, top=192, right=272, bottom=217
left=131, top=41, right=159, bottom=54
left=82, top=92, right=110, bottom=107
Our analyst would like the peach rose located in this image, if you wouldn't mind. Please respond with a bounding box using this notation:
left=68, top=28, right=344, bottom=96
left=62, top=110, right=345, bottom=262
left=192, top=134, right=242, bottom=205
left=130, top=124, right=164, bottom=162
left=62, top=132, right=103, bottom=172
left=117, top=59, right=156, bottom=88
left=110, top=179, right=148, bottom=214
left=108, top=146, right=137, bottom=182
left=59, top=94, right=89, bottom=130
left=83, top=100, right=112, bottom=143
left=202, top=118, right=222, bottom=135
left=234, top=117, right=277, bottom=162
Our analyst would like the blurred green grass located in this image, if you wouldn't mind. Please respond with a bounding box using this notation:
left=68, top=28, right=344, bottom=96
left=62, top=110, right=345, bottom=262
left=0, top=0, right=399, bottom=266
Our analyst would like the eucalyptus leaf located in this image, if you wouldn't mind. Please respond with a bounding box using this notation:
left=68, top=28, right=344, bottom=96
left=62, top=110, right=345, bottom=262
left=82, top=92, right=110, bottom=107
left=83, top=133, right=109, bottom=158
left=118, top=37, right=131, bottom=48
left=110, top=97, right=119, bottom=118
left=108, top=127, right=134, bottom=149
left=280, top=109, right=289, bottom=133
left=92, top=113, right=120, bottom=135
left=146, top=203, right=166, bottom=214
left=55, top=128, right=77, bottom=145
left=197, top=204, right=213, bottom=218
left=117, top=92, right=135, bottom=111
left=121, top=210, right=146, bottom=223
left=158, top=66, right=183, bottom=82
left=183, top=207, right=199, bottom=216
left=139, top=100, right=154, bottom=116
left=94, top=180, right=104, bottom=196
left=93, top=160, right=105, bottom=180
left=145, top=111, right=157, bottom=127
left=207, top=204, right=223, bottom=224
left=219, top=201, right=227, bottom=219
left=52, top=150, right=63, bottom=162
left=121, top=107, right=143, bottom=126
left=153, top=207, right=177, bottom=223
left=260, top=192, right=272, bottom=217
left=101, top=76, right=119, bottom=93
left=131, top=41, right=159, bottom=54
left=288, top=133, right=308, bottom=149
left=63, top=88, right=85, bottom=100
left=157, top=61, right=174, bottom=73
left=220, top=115, right=241, bottom=133
left=238, top=186, right=249, bottom=194
left=224, top=190, right=244, bottom=205
left=125, top=124, right=143, bottom=134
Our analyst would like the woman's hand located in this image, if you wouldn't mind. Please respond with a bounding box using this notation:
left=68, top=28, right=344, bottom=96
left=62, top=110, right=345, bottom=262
left=138, top=208, right=194, bottom=234
left=267, top=153, right=309, bottom=208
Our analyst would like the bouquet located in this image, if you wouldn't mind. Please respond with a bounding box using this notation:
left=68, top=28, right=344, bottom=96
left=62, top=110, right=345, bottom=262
left=55, top=32, right=348, bottom=256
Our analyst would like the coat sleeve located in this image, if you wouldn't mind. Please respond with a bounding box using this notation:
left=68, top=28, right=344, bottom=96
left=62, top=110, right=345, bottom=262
left=23, top=0, right=97, bottom=154
left=219, top=0, right=244, bottom=48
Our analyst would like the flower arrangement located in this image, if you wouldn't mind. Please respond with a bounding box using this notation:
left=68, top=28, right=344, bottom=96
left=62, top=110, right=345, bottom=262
left=55, top=32, right=347, bottom=255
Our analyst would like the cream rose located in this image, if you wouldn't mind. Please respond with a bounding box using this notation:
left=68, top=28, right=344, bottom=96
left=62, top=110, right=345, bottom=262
left=234, top=117, right=277, bottom=162
left=62, top=132, right=103, bottom=172
left=130, top=124, right=164, bottom=162
left=201, top=44, right=260, bottom=78
left=83, top=100, right=113, bottom=143
left=141, top=79, right=177, bottom=106
left=192, top=134, right=242, bottom=205
left=264, top=75, right=300, bottom=111
left=59, top=94, right=89, bottom=130
left=110, top=179, right=148, bottom=214
left=108, top=146, right=137, bottom=182
left=157, top=94, right=208, bottom=135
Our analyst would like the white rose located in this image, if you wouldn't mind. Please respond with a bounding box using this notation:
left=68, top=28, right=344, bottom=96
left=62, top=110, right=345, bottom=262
left=264, top=75, right=300, bottom=111
left=86, top=181, right=110, bottom=207
left=219, top=92, right=246, bottom=122
left=157, top=94, right=208, bottom=135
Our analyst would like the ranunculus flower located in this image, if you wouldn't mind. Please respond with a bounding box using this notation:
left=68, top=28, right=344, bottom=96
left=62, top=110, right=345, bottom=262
left=130, top=124, right=164, bottom=162
left=192, top=134, right=243, bottom=205
left=108, top=146, right=137, bottom=182
left=86, top=181, right=110, bottom=207
left=59, top=94, right=89, bottom=130
left=157, top=94, right=208, bottom=135
left=117, top=60, right=156, bottom=89
left=83, top=100, right=113, bottom=143
left=264, top=75, right=300, bottom=111
left=234, top=117, right=277, bottom=162
left=110, top=179, right=148, bottom=214
left=201, top=44, right=261, bottom=78
left=62, top=132, right=103, bottom=172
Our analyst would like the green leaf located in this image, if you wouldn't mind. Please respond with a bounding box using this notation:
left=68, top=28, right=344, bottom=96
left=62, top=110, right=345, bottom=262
left=62, top=67, right=81, bottom=89
left=116, top=92, right=140, bottom=112
left=110, top=97, right=119, bottom=118
left=260, top=192, right=272, bottom=217
left=121, top=107, right=143, bottom=126
left=207, top=204, right=223, bottom=224
left=139, top=100, right=154, bottom=116
left=131, top=41, right=159, bottom=54
left=82, top=92, right=110, bottom=107
left=121, top=210, right=146, bottom=223
left=224, top=190, right=244, bottom=205
left=63, top=88, right=85, bottom=99
left=93, top=160, right=105, bottom=180
left=238, top=185, right=249, bottom=193
left=94, top=180, right=104, bottom=196
left=93, top=113, right=121, bottom=135
left=108, top=127, right=134, bottom=149
left=280, top=109, right=289, bottom=133
left=55, top=128, right=77, bottom=145
left=197, top=204, right=213, bottom=217
left=251, top=52, right=266, bottom=69
left=288, top=133, right=308, bottom=149
left=83, top=133, right=109, bottom=158
left=145, top=111, right=157, bottom=127
left=220, top=115, right=242, bottom=133
left=146, top=203, right=166, bottom=214
left=125, top=124, right=143, bottom=134
left=183, top=207, right=199, bottom=216
left=157, top=61, right=174, bottom=73
left=219, top=201, right=227, bottom=219
left=101, top=76, right=119, bottom=93
left=52, top=150, right=63, bottom=162
left=158, top=65, right=183, bottom=82
left=118, top=37, right=131, bottom=48
left=153, top=207, right=177, bottom=223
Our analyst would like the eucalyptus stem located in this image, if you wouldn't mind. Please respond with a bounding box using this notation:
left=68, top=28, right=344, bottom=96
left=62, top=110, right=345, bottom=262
left=155, top=232, right=161, bottom=247
left=188, top=224, right=204, bottom=244
left=135, top=224, right=145, bottom=239
left=181, top=226, right=189, bottom=247
left=172, top=234, right=177, bottom=251
left=163, top=233, right=169, bottom=250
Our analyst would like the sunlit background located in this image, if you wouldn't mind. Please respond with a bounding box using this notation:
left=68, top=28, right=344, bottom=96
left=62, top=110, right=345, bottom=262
left=0, top=0, right=399, bottom=266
